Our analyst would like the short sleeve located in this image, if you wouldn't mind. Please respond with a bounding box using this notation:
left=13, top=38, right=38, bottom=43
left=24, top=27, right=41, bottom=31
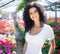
left=46, top=26, right=55, bottom=41
left=25, top=32, right=28, bottom=41
left=25, top=32, right=27, bottom=40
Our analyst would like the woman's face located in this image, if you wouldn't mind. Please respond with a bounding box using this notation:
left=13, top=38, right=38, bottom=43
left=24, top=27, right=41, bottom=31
left=29, top=7, right=40, bottom=21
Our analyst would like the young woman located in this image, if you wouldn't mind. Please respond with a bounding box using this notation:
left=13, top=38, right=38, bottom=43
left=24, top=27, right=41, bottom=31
left=22, top=2, right=55, bottom=54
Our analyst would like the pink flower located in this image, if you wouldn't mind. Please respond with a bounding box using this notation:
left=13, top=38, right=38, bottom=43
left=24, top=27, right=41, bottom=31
left=55, top=45, right=59, bottom=49
left=42, top=45, right=45, bottom=48
left=0, top=50, right=3, bottom=54
left=8, top=53, right=11, bottom=54
left=0, top=40, right=4, bottom=45
left=12, top=51, right=16, bottom=54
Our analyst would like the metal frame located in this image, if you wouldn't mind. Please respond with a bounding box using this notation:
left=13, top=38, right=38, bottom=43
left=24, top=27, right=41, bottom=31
left=0, top=0, right=15, bottom=8
left=45, top=1, right=60, bottom=30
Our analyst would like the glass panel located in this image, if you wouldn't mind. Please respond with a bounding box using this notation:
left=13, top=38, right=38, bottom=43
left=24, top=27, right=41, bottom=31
left=56, top=5, right=60, bottom=11
left=51, top=6, right=55, bottom=11
left=0, top=0, right=13, bottom=7
left=57, top=11, right=60, bottom=25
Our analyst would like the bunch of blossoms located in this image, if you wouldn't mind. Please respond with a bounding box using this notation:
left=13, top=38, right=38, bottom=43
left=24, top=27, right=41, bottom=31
left=0, top=40, right=11, bottom=54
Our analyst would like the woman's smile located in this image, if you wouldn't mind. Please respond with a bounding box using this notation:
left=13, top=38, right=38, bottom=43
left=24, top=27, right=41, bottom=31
left=29, top=7, right=40, bottom=21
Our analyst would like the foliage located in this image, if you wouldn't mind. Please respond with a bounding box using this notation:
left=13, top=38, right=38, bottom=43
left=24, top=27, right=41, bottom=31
left=0, top=9, right=2, bottom=13
left=16, top=0, right=38, bottom=12
left=42, top=18, right=60, bottom=54
left=18, top=23, right=26, bottom=44
left=42, top=40, right=50, bottom=54
left=16, top=0, right=28, bottom=12
left=54, top=30, right=60, bottom=34
left=48, top=21, right=55, bottom=26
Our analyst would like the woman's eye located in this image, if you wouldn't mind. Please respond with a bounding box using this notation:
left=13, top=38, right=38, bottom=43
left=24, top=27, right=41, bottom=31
left=29, top=10, right=38, bottom=15
left=35, top=10, right=38, bottom=12
left=29, top=13, right=32, bottom=15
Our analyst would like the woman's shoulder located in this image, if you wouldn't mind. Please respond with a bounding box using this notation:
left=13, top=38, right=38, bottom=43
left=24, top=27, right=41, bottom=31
left=25, top=31, right=30, bottom=36
left=44, top=23, right=52, bottom=28
left=44, top=23, right=53, bottom=31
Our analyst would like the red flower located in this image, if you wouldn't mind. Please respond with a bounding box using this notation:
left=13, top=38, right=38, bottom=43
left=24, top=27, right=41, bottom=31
left=58, top=52, right=60, bottom=54
left=9, top=40, right=13, bottom=45
left=12, top=45, right=15, bottom=48
left=48, top=18, right=54, bottom=21
left=55, top=34, right=60, bottom=36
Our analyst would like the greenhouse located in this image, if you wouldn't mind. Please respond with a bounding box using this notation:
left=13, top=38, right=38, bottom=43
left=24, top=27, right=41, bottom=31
left=0, top=0, right=60, bottom=54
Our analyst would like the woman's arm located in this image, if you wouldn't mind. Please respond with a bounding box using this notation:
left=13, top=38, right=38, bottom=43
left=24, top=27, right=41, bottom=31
left=22, top=41, right=27, bottom=54
left=48, top=39, right=55, bottom=54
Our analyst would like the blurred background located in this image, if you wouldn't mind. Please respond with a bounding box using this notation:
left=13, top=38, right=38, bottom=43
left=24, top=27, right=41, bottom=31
left=0, top=0, right=60, bottom=54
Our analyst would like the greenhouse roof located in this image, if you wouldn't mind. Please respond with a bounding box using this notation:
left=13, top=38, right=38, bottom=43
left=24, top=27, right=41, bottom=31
left=0, top=0, right=21, bottom=9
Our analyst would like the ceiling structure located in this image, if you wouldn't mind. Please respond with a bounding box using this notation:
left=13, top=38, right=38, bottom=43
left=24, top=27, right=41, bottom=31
left=0, top=0, right=21, bottom=9
left=0, top=0, right=60, bottom=12
left=0, top=0, right=59, bottom=8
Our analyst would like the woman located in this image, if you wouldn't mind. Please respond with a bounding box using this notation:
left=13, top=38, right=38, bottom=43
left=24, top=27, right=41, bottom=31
left=23, top=2, right=55, bottom=54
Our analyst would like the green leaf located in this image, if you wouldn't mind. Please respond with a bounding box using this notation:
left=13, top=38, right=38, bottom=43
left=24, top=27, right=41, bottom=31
left=48, top=21, right=54, bottom=26
left=54, top=30, right=60, bottom=34
left=16, top=0, right=28, bottom=12
left=16, top=0, right=38, bottom=12
left=2, top=45, right=7, bottom=53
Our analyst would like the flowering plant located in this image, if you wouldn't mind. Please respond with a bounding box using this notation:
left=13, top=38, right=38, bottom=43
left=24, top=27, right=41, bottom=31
left=0, top=40, right=11, bottom=54
left=0, top=33, right=17, bottom=54
left=0, top=18, right=25, bottom=54
left=42, top=18, right=60, bottom=54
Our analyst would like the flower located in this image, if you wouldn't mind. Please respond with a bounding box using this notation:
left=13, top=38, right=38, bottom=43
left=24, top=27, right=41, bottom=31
left=12, top=51, right=16, bottom=54
left=0, top=40, right=4, bottom=46
left=55, top=34, right=60, bottom=37
left=58, top=52, right=60, bottom=54
left=0, top=49, right=3, bottom=54
left=42, top=45, right=45, bottom=48
left=55, top=45, right=59, bottom=49
left=0, top=40, right=11, bottom=54
left=5, top=30, right=10, bottom=35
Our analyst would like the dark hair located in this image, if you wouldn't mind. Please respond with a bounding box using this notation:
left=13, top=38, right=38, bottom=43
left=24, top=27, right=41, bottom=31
left=23, top=2, right=47, bottom=32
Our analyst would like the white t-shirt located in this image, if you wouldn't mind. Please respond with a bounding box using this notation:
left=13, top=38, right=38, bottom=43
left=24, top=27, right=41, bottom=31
left=25, top=24, right=55, bottom=54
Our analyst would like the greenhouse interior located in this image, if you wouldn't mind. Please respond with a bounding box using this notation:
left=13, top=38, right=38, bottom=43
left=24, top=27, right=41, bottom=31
left=0, top=0, right=60, bottom=54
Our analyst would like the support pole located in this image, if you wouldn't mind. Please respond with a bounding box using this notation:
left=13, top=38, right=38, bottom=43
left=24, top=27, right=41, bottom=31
left=13, top=12, right=23, bottom=54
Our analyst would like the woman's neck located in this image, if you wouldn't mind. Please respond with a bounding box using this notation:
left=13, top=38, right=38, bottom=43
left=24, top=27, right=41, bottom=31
left=34, top=20, right=41, bottom=28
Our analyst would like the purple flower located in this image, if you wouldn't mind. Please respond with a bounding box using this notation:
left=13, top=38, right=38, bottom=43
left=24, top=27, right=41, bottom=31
left=5, top=30, right=10, bottom=35
left=4, top=41, right=11, bottom=54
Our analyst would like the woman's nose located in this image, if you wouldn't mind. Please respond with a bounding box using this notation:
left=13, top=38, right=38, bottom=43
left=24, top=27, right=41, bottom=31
left=32, top=13, right=36, bottom=16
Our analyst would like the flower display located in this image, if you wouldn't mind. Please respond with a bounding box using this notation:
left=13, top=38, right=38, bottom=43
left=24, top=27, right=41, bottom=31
left=0, top=36, right=16, bottom=54
left=0, top=18, right=25, bottom=54
left=42, top=18, right=60, bottom=54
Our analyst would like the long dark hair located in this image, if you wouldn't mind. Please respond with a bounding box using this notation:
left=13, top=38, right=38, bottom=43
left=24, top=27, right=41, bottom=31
left=23, top=2, right=47, bottom=32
